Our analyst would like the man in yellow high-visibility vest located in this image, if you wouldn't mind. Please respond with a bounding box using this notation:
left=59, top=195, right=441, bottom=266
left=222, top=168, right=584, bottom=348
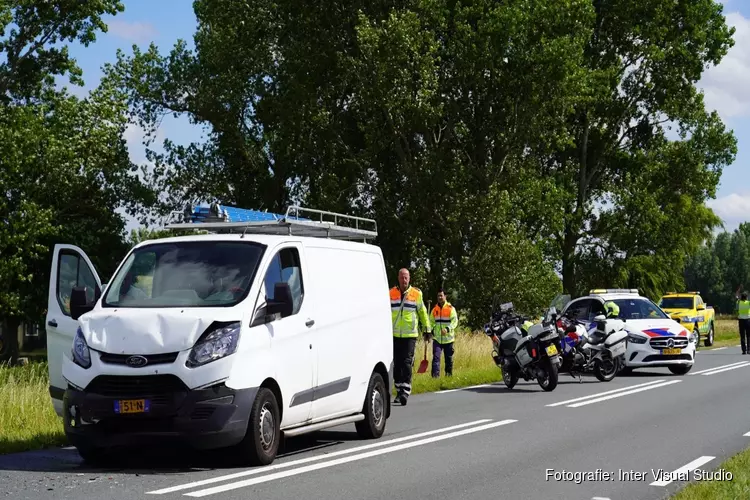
left=389, top=268, right=431, bottom=405
left=429, top=288, right=459, bottom=378
left=737, top=291, right=750, bottom=355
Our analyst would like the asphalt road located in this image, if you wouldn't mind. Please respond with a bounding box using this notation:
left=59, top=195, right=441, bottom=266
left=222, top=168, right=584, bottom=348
left=3, top=345, right=750, bottom=500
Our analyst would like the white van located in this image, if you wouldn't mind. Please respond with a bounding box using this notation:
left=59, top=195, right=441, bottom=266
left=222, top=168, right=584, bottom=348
left=45, top=206, right=394, bottom=465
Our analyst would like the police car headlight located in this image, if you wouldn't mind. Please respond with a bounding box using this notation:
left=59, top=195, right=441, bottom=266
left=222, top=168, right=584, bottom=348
left=627, top=334, right=647, bottom=344
left=72, top=327, right=91, bottom=369
left=187, top=322, right=241, bottom=368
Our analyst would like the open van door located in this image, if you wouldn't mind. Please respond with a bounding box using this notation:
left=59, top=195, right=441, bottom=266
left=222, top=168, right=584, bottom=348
left=46, top=244, right=101, bottom=417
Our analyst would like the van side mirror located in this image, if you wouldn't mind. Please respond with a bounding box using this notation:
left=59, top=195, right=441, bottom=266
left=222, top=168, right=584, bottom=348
left=266, top=282, right=293, bottom=319
left=697, top=303, right=706, bottom=311
left=593, top=314, right=606, bottom=322
left=70, top=286, right=95, bottom=320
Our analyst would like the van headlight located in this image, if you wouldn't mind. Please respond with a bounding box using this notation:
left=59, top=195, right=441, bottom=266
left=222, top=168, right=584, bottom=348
left=72, top=327, right=91, bottom=369
left=186, top=322, right=241, bottom=368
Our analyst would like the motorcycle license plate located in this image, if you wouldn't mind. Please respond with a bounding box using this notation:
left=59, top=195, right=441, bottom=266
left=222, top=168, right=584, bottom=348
left=662, top=348, right=682, bottom=355
left=609, top=342, right=626, bottom=357
left=545, top=344, right=558, bottom=356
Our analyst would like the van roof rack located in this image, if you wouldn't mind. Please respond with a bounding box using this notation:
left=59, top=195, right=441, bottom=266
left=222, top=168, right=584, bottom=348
left=164, top=204, right=378, bottom=242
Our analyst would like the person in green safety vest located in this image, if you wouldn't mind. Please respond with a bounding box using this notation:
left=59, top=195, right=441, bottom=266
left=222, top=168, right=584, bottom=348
left=737, top=290, right=750, bottom=355
left=389, top=268, right=431, bottom=405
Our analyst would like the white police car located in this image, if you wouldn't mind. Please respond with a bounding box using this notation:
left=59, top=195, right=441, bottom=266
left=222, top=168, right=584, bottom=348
left=557, top=289, right=695, bottom=375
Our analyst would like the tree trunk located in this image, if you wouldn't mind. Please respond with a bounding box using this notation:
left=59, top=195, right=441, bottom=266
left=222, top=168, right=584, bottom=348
left=562, top=223, right=578, bottom=296
left=3, top=317, right=21, bottom=366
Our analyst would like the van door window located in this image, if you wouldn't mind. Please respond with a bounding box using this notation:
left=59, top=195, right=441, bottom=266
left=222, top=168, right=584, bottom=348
left=264, top=247, right=304, bottom=316
left=57, top=251, right=100, bottom=316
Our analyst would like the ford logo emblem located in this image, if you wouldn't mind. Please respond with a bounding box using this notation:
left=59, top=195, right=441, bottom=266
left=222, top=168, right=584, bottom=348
left=125, top=355, right=148, bottom=367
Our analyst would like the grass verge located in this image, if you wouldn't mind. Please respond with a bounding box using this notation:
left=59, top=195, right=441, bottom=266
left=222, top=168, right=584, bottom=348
left=0, top=360, right=65, bottom=455
left=393, top=331, right=502, bottom=396
left=671, top=447, right=750, bottom=499
left=697, top=318, right=741, bottom=351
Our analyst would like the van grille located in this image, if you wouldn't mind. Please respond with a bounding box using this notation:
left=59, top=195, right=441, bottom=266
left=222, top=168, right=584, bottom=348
left=85, top=375, right=188, bottom=399
left=99, top=352, right=179, bottom=366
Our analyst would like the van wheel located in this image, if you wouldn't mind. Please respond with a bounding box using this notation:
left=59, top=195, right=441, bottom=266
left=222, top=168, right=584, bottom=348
left=355, top=372, right=387, bottom=439
left=238, top=387, right=280, bottom=466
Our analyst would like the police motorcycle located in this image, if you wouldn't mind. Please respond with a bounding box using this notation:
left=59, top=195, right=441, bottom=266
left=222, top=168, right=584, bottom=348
left=556, top=301, right=628, bottom=382
left=483, top=301, right=563, bottom=392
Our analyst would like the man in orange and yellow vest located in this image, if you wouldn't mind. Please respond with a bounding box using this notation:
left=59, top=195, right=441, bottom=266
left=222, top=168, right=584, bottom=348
left=390, top=268, right=431, bottom=405
left=429, top=288, right=458, bottom=377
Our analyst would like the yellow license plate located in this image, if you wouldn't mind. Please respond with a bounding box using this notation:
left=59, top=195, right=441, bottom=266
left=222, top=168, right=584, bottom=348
left=114, top=399, right=150, bottom=414
left=545, top=344, right=558, bottom=356
left=662, top=348, right=682, bottom=355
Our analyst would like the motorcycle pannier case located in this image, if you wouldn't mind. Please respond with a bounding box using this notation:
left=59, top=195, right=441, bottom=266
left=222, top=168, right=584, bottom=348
left=604, top=330, right=628, bottom=357
left=514, top=337, right=534, bottom=367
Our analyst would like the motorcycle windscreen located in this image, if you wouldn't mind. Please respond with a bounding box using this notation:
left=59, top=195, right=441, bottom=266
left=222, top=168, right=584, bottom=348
left=549, top=293, right=571, bottom=312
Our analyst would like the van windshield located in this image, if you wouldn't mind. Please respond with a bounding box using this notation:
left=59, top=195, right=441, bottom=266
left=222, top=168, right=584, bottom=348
left=103, top=241, right=266, bottom=308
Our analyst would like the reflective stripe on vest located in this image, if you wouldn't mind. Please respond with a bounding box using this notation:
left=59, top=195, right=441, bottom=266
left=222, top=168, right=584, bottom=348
left=431, top=302, right=457, bottom=344
left=740, top=300, right=750, bottom=319
left=390, top=286, right=427, bottom=338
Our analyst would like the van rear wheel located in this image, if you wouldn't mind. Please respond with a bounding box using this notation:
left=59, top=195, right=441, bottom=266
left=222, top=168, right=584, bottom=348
left=355, top=371, right=387, bottom=439
left=238, top=387, right=280, bottom=466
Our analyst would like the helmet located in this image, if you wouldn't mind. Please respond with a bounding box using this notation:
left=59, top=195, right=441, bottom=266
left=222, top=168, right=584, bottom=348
left=604, top=301, right=619, bottom=318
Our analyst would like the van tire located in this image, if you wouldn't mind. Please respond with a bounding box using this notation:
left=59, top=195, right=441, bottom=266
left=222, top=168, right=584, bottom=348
left=355, top=372, right=387, bottom=439
left=238, top=387, right=281, bottom=466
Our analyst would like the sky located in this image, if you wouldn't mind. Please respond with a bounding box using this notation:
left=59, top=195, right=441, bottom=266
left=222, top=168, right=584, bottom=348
left=57, top=0, right=750, bottom=235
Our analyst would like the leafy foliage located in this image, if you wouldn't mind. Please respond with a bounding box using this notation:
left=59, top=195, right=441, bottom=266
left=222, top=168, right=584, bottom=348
left=0, top=2, right=154, bottom=362
left=101, top=0, right=595, bottom=327
left=542, top=0, right=737, bottom=298
left=685, top=225, right=750, bottom=314
left=0, top=0, right=124, bottom=102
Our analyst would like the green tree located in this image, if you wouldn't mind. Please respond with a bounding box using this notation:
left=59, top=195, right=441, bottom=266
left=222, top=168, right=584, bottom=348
left=543, top=0, right=737, bottom=297
left=102, top=0, right=592, bottom=326
left=0, top=1, right=157, bottom=363
left=0, top=0, right=124, bottom=103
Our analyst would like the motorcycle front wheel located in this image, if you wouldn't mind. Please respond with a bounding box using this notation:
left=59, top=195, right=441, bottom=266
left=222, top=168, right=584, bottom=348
left=537, top=357, right=559, bottom=392
left=594, top=352, right=619, bottom=382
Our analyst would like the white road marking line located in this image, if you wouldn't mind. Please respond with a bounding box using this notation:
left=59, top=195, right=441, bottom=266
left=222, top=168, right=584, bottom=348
left=567, top=380, right=682, bottom=408
left=436, top=383, right=492, bottom=394
left=592, top=497, right=611, bottom=500
left=701, top=362, right=750, bottom=376
left=146, top=419, right=492, bottom=495
left=545, top=380, right=666, bottom=407
left=649, top=456, right=715, bottom=487
left=743, top=431, right=750, bottom=437
left=690, top=361, right=748, bottom=375
left=183, top=419, right=518, bottom=497
left=711, top=347, right=727, bottom=351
